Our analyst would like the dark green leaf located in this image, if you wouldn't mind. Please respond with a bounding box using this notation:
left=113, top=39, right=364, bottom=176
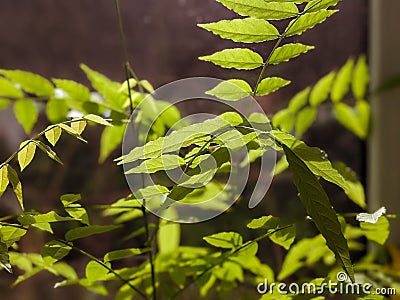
left=269, top=43, right=315, bottom=65
left=0, top=242, right=11, bottom=273
left=13, top=99, right=38, bottom=134
left=199, top=18, right=279, bottom=43
left=199, top=48, right=263, bottom=70
left=284, top=144, right=354, bottom=281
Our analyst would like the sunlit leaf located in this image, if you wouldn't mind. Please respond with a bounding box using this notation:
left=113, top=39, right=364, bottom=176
left=216, top=0, right=299, bottom=20
left=305, top=0, right=340, bottom=13
left=158, top=208, right=181, bottom=254
left=203, top=232, right=243, bottom=249
left=285, top=10, right=337, bottom=37
left=352, top=55, right=369, bottom=100
left=309, top=71, right=336, bottom=106
left=269, top=43, right=315, bottom=65
left=57, top=123, right=87, bottom=142
left=256, top=77, right=291, bottom=96
left=331, top=58, right=354, bottom=103
left=13, top=99, right=38, bottom=134
left=99, top=124, right=126, bottom=163
left=85, top=261, right=110, bottom=282
left=295, top=106, right=317, bottom=136
left=0, top=166, right=9, bottom=197
left=46, top=98, right=68, bottom=123
left=0, top=70, right=54, bottom=96
left=17, top=142, right=36, bottom=172
left=288, top=87, right=311, bottom=113
left=45, top=126, right=62, bottom=147
left=125, top=155, right=185, bottom=174
left=104, top=248, right=149, bottom=262
left=0, top=77, right=23, bottom=98
left=360, top=216, right=389, bottom=245
left=206, top=79, right=252, bottom=101
left=36, top=141, right=63, bottom=165
left=7, top=165, right=23, bottom=209
left=84, top=114, right=112, bottom=126
left=272, top=109, right=295, bottom=132
left=65, top=225, right=120, bottom=241
left=41, top=240, right=72, bottom=266
left=199, top=18, right=279, bottom=43
left=199, top=48, right=263, bottom=70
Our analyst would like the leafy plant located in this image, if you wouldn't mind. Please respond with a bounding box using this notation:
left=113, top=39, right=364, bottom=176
left=0, top=0, right=398, bottom=299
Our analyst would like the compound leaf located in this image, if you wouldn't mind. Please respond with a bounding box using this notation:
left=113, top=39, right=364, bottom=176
left=199, top=48, right=263, bottom=70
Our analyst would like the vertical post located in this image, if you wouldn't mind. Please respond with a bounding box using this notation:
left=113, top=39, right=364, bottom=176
left=369, top=0, right=400, bottom=242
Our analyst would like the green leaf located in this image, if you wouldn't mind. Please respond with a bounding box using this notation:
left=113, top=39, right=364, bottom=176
left=17, top=141, right=37, bottom=171
left=199, top=48, right=263, bottom=70
left=203, top=232, right=243, bottom=249
left=285, top=10, right=337, bottom=37
left=295, top=106, right=317, bottom=136
left=360, top=217, right=389, bottom=245
left=269, top=226, right=296, bottom=250
left=256, top=77, right=291, bottom=96
left=355, top=99, right=369, bottom=137
left=0, top=99, right=11, bottom=110
left=13, top=99, right=38, bottom=134
left=85, top=261, right=110, bottom=282
left=41, top=240, right=72, bottom=266
left=139, top=80, right=154, bottom=93
left=283, top=144, right=354, bottom=281
left=288, top=87, right=311, bottom=113
left=52, top=79, right=91, bottom=101
left=333, top=103, right=366, bottom=138
left=247, top=215, right=279, bottom=230
left=65, top=225, right=119, bottom=241
left=199, top=18, right=279, bottom=43
left=0, top=226, right=26, bottom=246
left=216, top=0, right=299, bottom=20
left=99, top=124, right=126, bottom=163
left=80, top=64, right=125, bottom=109
left=309, top=71, right=336, bottom=106
left=272, top=109, right=295, bottom=132
left=333, top=162, right=366, bottom=208
left=125, top=155, right=185, bottom=174
left=18, top=211, right=74, bottom=226
left=0, top=166, right=9, bottom=197
left=45, top=126, right=62, bottom=147
left=269, top=43, right=315, bottom=65
left=0, top=77, right=23, bottom=98
left=57, top=123, right=87, bottom=143
left=84, top=114, right=112, bottom=126
left=273, top=131, right=348, bottom=191
left=60, top=194, right=82, bottom=206
left=0, top=70, right=54, bottom=96
left=206, top=79, right=252, bottom=101
left=0, top=242, right=11, bottom=273
left=331, top=58, right=354, bottom=103
left=61, top=195, right=89, bottom=225
left=305, top=0, right=340, bottom=13
left=71, top=120, right=87, bottom=135
left=46, top=98, right=68, bottom=123
left=352, top=55, right=369, bottom=100
left=36, top=141, right=63, bottom=165
left=274, top=155, right=289, bottom=175
left=157, top=208, right=181, bottom=254
left=7, top=165, right=23, bottom=209
left=104, top=248, right=149, bottom=262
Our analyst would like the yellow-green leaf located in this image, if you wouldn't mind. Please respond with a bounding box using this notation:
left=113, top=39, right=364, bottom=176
left=18, top=141, right=37, bottom=171
left=57, top=123, right=87, bottom=143
left=331, top=58, right=354, bottom=103
left=45, top=126, right=62, bottom=147
left=71, top=120, right=87, bottom=135
left=286, top=10, right=337, bottom=37
left=352, top=55, right=369, bottom=100
left=0, top=77, right=23, bottom=98
left=13, top=99, right=38, bottom=134
left=7, top=165, right=23, bottom=209
left=0, top=70, right=54, bottom=96
left=36, top=141, right=63, bottom=165
left=256, top=77, right=291, bottom=96
left=199, top=18, right=279, bottom=43
left=199, top=48, right=263, bottom=70
left=309, top=71, right=336, bottom=106
left=206, top=79, right=252, bottom=101
left=84, top=114, right=112, bottom=126
left=295, top=107, right=317, bottom=136
left=269, top=43, right=315, bottom=65
left=0, top=166, right=9, bottom=197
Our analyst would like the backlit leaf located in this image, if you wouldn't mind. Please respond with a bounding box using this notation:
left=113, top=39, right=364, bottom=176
left=13, top=99, right=38, bottom=134
left=71, top=120, right=87, bottom=135
left=65, top=225, right=120, bottom=241
left=41, top=240, right=72, bottom=266
left=305, top=0, right=340, bottom=13
left=46, top=98, right=68, bottom=123
left=203, top=232, right=243, bottom=249
left=216, top=0, right=299, bottom=20
left=0, top=70, right=54, bottom=96
left=85, top=261, right=110, bottom=281
left=157, top=208, right=181, bottom=254
left=309, top=71, right=336, bottom=106
left=256, top=77, right=291, bottom=96
left=99, top=124, right=126, bottom=163
left=331, top=58, right=354, bottom=103
left=84, top=114, right=112, bottom=126
left=199, top=18, right=279, bottom=43
left=199, top=48, right=263, bottom=70
left=0, top=77, right=23, bottom=98
left=0, top=166, right=9, bottom=197
left=206, top=79, right=252, bottom=101
left=333, top=162, right=365, bottom=208
left=7, top=165, right=23, bottom=209
left=57, top=123, right=87, bottom=143
left=295, top=107, right=317, bottom=136
left=104, top=248, right=149, bottom=262
left=125, top=155, right=185, bottom=174
left=288, top=87, right=311, bottom=113
left=285, top=10, right=337, bottom=37
left=284, top=145, right=354, bottom=281
left=333, top=103, right=366, bottom=138
left=360, top=216, right=389, bottom=245
left=36, top=141, right=63, bottom=165
left=269, top=43, right=315, bottom=65
left=352, top=55, right=369, bottom=100
left=18, top=141, right=37, bottom=171
left=45, top=126, right=62, bottom=146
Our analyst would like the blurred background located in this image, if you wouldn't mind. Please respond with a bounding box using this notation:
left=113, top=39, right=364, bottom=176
left=0, top=0, right=371, bottom=299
